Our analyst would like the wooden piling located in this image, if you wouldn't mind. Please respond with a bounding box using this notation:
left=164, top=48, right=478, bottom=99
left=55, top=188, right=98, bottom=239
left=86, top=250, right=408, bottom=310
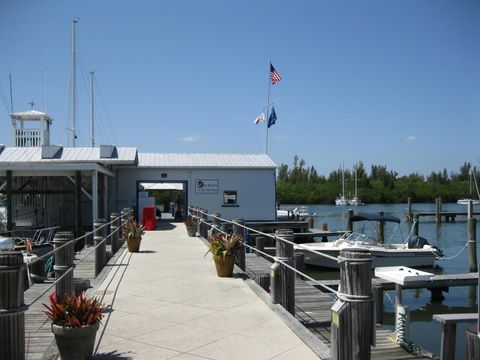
left=322, top=223, right=329, bottom=242
left=111, top=213, right=120, bottom=253
left=466, top=327, right=480, bottom=360
left=413, top=215, right=419, bottom=236
left=436, top=197, right=441, bottom=225
left=373, top=284, right=384, bottom=324
left=6, top=170, right=12, bottom=232
left=0, top=252, right=26, bottom=360
left=94, top=218, right=107, bottom=277
left=406, top=197, right=412, bottom=222
left=468, top=217, right=477, bottom=272
left=331, top=248, right=374, bottom=360
left=274, top=229, right=295, bottom=315
left=201, top=209, right=209, bottom=239
left=256, top=236, right=265, bottom=256
left=294, top=252, right=305, bottom=279
left=233, top=218, right=246, bottom=271
left=377, top=211, right=385, bottom=244
left=307, top=217, right=314, bottom=229
left=54, top=231, right=75, bottom=299
left=212, top=212, right=221, bottom=235
left=347, top=209, right=354, bottom=232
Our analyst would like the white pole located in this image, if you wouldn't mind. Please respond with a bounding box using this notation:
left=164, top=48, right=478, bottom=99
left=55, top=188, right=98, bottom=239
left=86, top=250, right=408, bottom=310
left=71, top=19, right=78, bottom=147
left=92, top=170, right=98, bottom=225
left=265, top=62, right=272, bottom=154
left=89, top=71, right=95, bottom=147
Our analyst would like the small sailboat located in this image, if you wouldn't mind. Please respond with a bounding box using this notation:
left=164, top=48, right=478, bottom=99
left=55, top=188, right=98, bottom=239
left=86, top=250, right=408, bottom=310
left=457, top=170, right=480, bottom=205
left=349, top=164, right=363, bottom=206
left=335, top=162, right=348, bottom=206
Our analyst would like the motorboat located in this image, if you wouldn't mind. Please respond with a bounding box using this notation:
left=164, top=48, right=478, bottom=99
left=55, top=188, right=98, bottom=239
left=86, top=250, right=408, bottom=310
left=295, top=214, right=443, bottom=269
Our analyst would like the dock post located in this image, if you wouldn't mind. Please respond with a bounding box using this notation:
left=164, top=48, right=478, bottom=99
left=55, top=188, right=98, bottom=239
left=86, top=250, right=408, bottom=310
left=406, top=197, right=412, bottom=222
left=0, top=252, right=26, bottom=360
left=111, top=213, right=120, bottom=253
left=201, top=209, right=209, bottom=239
left=373, top=284, right=384, bottom=324
left=274, top=229, right=295, bottom=315
left=212, top=212, right=221, bottom=235
left=233, top=218, right=246, bottom=271
left=256, top=236, right=265, bottom=256
left=331, top=248, right=373, bottom=360
left=321, top=223, right=329, bottom=242
left=377, top=211, right=385, bottom=244
left=468, top=202, right=477, bottom=272
left=347, top=209, right=354, bottom=232
left=94, top=218, right=107, bottom=277
left=54, top=231, right=75, bottom=299
left=307, top=217, right=314, bottom=229
left=294, top=252, right=305, bottom=279
left=435, top=197, right=441, bottom=225
left=413, top=215, right=419, bottom=236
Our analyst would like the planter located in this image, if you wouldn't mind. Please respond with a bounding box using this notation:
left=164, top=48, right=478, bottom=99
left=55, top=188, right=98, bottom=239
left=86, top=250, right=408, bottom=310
left=127, top=237, right=141, bottom=252
left=52, top=321, right=99, bottom=360
left=186, top=225, right=197, bottom=237
left=213, top=254, right=235, bottom=277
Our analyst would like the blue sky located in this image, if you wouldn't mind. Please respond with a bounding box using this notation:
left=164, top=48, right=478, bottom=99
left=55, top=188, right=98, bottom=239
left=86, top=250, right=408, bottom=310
left=1, top=0, right=479, bottom=176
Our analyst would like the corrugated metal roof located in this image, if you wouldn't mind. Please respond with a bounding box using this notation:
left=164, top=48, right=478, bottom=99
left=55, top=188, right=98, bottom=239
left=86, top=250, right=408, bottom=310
left=137, top=153, right=277, bottom=169
left=0, top=146, right=138, bottom=164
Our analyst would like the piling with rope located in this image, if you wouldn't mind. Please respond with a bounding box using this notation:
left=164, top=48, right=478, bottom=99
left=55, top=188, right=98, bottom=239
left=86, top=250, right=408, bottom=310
left=54, top=231, right=75, bottom=299
left=272, top=229, right=295, bottom=315
left=94, top=218, right=106, bottom=277
left=232, top=218, right=246, bottom=271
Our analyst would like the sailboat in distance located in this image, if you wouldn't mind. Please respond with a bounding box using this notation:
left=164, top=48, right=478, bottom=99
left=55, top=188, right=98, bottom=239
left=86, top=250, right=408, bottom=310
left=457, top=169, right=480, bottom=205
left=335, top=162, right=348, bottom=206
left=349, top=163, right=364, bottom=206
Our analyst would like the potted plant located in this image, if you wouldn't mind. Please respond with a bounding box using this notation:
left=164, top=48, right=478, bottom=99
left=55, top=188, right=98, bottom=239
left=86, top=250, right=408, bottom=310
left=205, top=232, right=244, bottom=277
left=184, top=218, right=197, bottom=237
left=123, top=220, right=145, bottom=252
left=44, top=291, right=104, bottom=360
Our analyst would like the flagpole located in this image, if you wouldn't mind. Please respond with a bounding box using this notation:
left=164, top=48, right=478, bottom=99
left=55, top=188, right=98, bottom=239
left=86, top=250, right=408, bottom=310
left=265, top=62, right=272, bottom=154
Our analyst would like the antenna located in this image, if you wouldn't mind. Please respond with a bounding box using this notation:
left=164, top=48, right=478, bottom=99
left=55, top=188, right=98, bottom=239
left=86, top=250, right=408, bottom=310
left=9, top=67, right=14, bottom=126
left=44, top=67, right=48, bottom=113
left=28, top=100, right=36, bottom=109
left=90, top=71, right=95, bottom=147
left=71, top=18, right=78, bottom=147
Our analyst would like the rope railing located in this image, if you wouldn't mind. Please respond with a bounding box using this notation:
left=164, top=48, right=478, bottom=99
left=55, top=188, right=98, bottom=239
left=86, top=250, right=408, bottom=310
left=190, top=207, right=339, bottom=295
left=25, top=213, right=128, bottom=269
left=26, top=215, right=128, bottom=307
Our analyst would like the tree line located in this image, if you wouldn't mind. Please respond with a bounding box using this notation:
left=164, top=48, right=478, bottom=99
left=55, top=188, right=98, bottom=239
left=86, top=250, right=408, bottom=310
left=276, top=156, right=477, bottom=204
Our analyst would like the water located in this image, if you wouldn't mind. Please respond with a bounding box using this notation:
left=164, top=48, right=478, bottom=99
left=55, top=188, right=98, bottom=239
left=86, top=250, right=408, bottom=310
left=282, top=203, right=479, bottom=359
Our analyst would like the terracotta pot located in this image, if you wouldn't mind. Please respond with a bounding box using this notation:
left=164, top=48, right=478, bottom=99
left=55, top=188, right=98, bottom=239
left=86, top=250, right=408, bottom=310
left=186, top=225, right=197, bottom=237
left=52, top=321, right=99, bottom=360
left=213, top=254, right=234, bottom=277
left=127, top=237, right=141, bottom=252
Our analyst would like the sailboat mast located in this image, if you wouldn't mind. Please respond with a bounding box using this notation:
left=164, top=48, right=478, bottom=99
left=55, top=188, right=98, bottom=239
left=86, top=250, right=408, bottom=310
left=89, top=71, right=95, bottom=147
left=354, top=164, right=358, bottom=198
left=71, top=18, right=78, bottom=147
left=342, top=162, right=345, bottom=197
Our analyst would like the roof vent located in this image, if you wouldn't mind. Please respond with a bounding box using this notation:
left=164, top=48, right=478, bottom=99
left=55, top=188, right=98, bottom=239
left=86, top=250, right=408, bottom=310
left=41, top=145, right=63, bottom=159
left=100, top=145, right=118, bottom=159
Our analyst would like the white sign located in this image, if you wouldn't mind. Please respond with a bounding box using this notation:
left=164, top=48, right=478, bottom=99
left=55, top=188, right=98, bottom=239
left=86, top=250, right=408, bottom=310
left=195, top=179, right=218, bottom=194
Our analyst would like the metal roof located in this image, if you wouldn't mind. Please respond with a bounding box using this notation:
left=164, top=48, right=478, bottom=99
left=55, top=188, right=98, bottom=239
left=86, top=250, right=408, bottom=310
left=0, top=146, right=138, bottom=164
left=137, top=153, right=277, bottom=169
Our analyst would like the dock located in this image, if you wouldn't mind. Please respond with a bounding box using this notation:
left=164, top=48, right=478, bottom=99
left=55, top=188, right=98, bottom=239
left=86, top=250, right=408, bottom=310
left=244, top=253, right=435, bottom=359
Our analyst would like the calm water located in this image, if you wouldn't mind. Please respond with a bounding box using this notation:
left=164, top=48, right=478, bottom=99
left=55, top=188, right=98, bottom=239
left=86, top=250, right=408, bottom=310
left=282, top=203, right=479, bottom=359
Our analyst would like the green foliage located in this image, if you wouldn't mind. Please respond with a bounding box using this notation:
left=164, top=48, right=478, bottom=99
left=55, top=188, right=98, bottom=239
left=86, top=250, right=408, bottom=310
left=276, top=156, right=472, bottom=204
left=44, top=292, right=104, bottom=327
left=205, top=232, right=244, bottom=258
left=123, top=220, right=145, bottom=242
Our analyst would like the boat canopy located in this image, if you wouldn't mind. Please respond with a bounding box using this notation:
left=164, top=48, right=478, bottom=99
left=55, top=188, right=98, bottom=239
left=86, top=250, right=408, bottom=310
left=350, top=214, right=401, bottom=224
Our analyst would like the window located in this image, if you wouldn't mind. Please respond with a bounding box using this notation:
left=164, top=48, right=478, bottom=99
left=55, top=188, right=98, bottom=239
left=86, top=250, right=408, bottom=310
left=223, top=191, right=237, bottom=205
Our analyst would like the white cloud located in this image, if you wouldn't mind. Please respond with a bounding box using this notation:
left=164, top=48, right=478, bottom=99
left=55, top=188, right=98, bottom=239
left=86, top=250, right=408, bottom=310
left=178, top=134, right=200, bottom=142
left=404, top=135, right=416, bottom=142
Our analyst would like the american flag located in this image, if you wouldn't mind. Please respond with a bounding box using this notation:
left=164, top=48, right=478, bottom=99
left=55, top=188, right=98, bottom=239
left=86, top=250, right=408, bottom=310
left=270, top=63, right=282, bottom=85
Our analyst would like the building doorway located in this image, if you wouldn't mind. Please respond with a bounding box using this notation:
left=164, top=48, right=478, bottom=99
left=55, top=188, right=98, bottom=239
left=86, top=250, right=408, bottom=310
left=136, top=181, right=188, bottom=223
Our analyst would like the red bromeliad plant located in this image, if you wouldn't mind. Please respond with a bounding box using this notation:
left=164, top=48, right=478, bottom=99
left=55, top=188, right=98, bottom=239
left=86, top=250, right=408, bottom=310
left=44, top=292, right=104, bottom=327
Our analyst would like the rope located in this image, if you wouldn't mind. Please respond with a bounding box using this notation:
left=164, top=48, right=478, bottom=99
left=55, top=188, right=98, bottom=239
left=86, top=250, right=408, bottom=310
left=438, top=241, right=470, bottom=261
left=27, top=266, right=74, bottom=306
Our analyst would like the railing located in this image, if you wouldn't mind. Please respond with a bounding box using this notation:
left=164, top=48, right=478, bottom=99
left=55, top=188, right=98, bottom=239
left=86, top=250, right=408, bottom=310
left=0, top=207, right=134, bottom=360
left=188, top=206, right=375, bottom=360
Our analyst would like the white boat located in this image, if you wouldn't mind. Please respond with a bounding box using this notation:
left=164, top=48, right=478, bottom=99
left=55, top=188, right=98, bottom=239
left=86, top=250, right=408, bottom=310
left=457, top=170, right=480, bottom=205
left=348, top=164, right=363, bottom=206
left=295, top=214, right=443, bottom=269
left=335, top=162, right=348, bottom=206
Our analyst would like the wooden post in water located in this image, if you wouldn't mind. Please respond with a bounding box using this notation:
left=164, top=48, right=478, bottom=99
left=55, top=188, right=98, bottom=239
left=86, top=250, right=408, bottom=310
left=111, top=213, right=120, bottom=253
left=274, top=229, right=295, bottom=315
left=307, top=217, right=314, bottom=229
left=233, top=218, right=246, bottom=271
left=321, top=223, right=329, bottom=242
left=256, top=236, right=265, bottom=256
left=377, top=211, right=385, bottom=244
left=413, top=214, right=419, bottom=236
left=406, top=197, right=412, bottom=222
left=54, top=231, right=75, bottom=299
left=331, top=248, right=374, bottom=360
left=347, top=209, right=354, bottom=232
left=467, top=201, right=478, bottom=272
left=94, top=218, right=106, bottom=277
left=0, top=252, right=26, bottom=360
left=435, top=197, right=442, bottom=225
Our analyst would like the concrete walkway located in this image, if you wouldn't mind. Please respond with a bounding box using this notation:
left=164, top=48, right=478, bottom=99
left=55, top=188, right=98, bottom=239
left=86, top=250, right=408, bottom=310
left=91, top=223, right=319, bottom=360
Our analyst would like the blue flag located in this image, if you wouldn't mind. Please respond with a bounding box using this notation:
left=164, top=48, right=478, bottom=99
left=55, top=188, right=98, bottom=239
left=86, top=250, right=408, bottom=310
left=268, top=106, right=277, bottom=128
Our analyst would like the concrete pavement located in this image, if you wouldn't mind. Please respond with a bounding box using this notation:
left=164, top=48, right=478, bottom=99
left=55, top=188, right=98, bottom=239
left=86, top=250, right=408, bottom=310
left=91, top=223, right=319, bottom=360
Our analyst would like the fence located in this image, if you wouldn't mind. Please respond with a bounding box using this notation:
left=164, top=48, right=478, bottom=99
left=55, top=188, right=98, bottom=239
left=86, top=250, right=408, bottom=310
left=188, top=206, right=374, bottom=360
left=0, top=208, right=133, bottom=360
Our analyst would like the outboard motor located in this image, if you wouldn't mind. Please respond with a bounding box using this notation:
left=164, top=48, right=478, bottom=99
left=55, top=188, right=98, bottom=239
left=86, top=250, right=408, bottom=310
left=407, top=235, right=430, bottom=249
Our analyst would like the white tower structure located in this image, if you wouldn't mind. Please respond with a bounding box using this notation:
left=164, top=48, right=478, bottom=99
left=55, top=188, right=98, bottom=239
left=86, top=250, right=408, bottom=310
left=11, top=109, right=53, bottom=147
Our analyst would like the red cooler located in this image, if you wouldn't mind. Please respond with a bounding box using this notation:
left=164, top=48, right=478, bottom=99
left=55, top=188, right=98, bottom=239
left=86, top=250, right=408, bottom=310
left=142, top=206, right=156, bottom=230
